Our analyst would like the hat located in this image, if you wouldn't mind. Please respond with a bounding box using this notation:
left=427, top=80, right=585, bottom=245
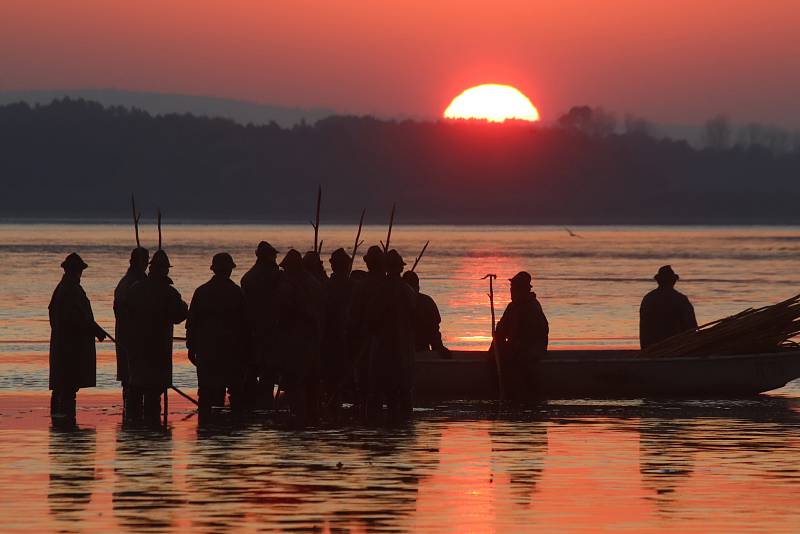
left=655, top=265, right=679, bottom=281
left=279, top=249, right=303, bottom=271
left=61, top=252, right=88, bottom=271
left=211, top=252, right=236, bottom=271
left=329, top=248, right=351, bottom=265
left=129, top=247, right=149, bottom=264
left=256, top=241, right=279, bottom=258
left=509, top=271, right=532, bottom=287
left=149, top=249, right=172, bottom=268
left=363, top=245, right=385, bottom=264
left=385, top=249, right=406, bottom=269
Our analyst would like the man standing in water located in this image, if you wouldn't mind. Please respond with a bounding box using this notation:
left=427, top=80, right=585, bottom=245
left=322, top=247, right=354, bottom=413
left=113, top=247, right=149, bottom=411
left=241, top=241, right=283, bottom=409
left=639, top=265, right=698, bottom=349
left=126, top=250, right=188, bottom=425
left=186, top=253, right=249, bottom=419
left=365, top=250, right=416, bottom=421
left=494, top=271, right=549, bottom=401
left=49, top=253, right=106, bottom=425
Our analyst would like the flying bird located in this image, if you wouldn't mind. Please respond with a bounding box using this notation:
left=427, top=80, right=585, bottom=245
left=564, top=227, right=584, bottom=238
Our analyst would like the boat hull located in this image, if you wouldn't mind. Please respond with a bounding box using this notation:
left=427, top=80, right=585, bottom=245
left=414, top=349, right=800, bottom=400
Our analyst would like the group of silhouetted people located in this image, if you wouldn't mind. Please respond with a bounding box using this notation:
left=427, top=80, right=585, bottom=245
left=49, top=242, right=453, bottom=426
left=49, top=239, right=698, bottom=426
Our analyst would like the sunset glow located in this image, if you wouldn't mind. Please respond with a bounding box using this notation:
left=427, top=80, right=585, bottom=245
left=444, top=84, right=540, bottom=123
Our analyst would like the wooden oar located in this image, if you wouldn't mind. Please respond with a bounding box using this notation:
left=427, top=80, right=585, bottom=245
left=482, top=273, right=505, bottom=401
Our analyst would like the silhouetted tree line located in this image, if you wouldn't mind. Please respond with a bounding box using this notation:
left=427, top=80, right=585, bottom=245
left=2, top=98, right=800, bottom=223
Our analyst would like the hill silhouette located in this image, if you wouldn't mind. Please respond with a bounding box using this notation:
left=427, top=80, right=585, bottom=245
left=2, top=98, right=800, bottom=224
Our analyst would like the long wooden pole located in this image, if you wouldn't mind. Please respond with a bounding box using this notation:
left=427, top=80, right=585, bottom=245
left=157, top=208, right=163, bottom=250
left=383, top=203, right=396, bottom=253
left=131, top=193, right=141, bottom=247
left=482, top=273, right=505, bottom=401
left=349, top=208, right=366, bottom=273
left=410, top=240, right=430, bottom=272
left=310, top=185, right=321, bottom=253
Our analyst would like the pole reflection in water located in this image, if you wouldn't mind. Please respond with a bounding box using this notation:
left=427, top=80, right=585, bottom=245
left=48, top=426, right=97, bottom=524
left=113, top=425, right=179, bottom=531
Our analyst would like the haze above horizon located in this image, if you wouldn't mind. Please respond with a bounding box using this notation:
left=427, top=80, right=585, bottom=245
left=2, top=1, right=800, bottom=127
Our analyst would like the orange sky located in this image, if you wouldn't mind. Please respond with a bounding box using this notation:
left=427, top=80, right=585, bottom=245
left=2, top=0, right=799, bottom=125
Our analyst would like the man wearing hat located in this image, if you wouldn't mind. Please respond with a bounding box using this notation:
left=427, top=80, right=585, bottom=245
left=186, top=253, right=249, bottom=419
left=113, top=247, right=149, bottom=411
left=241, top=241, right=284, bottom=409
left=494, top=271, right=549, bottom=401
left=275, top=249, right=325, bottom=422
left=126, top=249, right=189, bottom=424
left=321, top=247, right=355, bottom=413
left=639, top=265, right=698, bottom=349
left=48, top=253, right=106, bottom=424
left=402, top=271, right=451, bottom=358
left=364, top=249, right=417, bottom=421
left=346, top=245, right=387, bottom=416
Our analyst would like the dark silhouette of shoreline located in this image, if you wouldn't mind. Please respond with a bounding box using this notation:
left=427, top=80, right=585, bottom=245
left=3, top=98, right=800, bottom=224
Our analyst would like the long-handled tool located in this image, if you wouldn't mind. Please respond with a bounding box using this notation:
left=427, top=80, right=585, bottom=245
left=130, top=193, right=141, bottom=247
left=410, top=240, right=429, bottom=272
left=482, top=274, right=505, bottom=401
left=382, top=202, right=396, bottom=253
left=310, top=185, right=322, bottom=253
left=349, top=208, right=366, bottom=274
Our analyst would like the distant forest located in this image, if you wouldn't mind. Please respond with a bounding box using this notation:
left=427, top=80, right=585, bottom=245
left=2, top=98, right=800, bottom=224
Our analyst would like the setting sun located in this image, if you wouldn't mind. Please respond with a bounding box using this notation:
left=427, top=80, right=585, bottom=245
left=444, top=84, right=540, bottom=123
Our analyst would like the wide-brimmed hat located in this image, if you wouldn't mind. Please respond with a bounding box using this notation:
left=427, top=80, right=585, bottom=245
left=385, top=249, right=406, bottom=269
left=655, top=265, right=679, bottom=282
left=256, top=241, right=279, bottom=258
left=129, top=247, right=149, bottom=264
left=329, top=247, right=351, bottom=265
left=509, top=271, right=532, bottom=287
left=149, top=249, right=172, bottom=268
left=211, top=252, right=236, bottom=271
left=363, top=245, right=384, bottom=264
left=61, top=252, right=88, bottom=271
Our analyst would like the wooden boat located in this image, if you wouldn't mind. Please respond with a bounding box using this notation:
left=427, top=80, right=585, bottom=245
left=414, top=349, right=800, bottom=400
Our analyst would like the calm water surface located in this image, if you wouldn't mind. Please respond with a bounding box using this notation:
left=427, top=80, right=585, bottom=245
left=2, top=224, right=800, bottom=532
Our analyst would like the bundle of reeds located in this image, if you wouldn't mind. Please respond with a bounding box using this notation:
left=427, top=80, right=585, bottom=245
left=640, top=294, right=800, bottom=358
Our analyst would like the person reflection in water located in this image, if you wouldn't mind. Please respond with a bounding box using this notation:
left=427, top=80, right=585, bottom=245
left=48, top=427, right=97, bottom=523
left=494, top=271, right=549, bottom=401
left=639, top=265, right=698, bottom=349
left=187, top=253, right=249, bottom=420
left=401, top=271, right=451, bottom=358
left=48, top=253, right=106, bottom=426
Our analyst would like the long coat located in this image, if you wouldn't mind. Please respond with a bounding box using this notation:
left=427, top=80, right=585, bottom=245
left=495, top=292, right=549, bottom=358
left=274, top=271, right=324, bottom=383
left=240, top=261, right=283, bottom=370
left=639, top=287, right=697, bottom=349
left=126, top=274, right=188, bottom=389
left=323, top=272, right=353, bottom=380
left=113, top=267, right=146, bottom=384
left=48, top=274, right=97, bottom=390
left=364, top=275, right=416, bottom=394
left=186, top=275, right=249, bottom=388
